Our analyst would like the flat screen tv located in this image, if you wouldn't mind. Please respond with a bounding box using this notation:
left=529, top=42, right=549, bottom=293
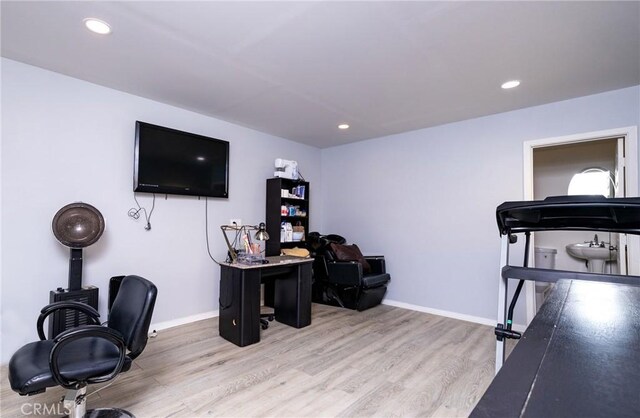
left=134, top=121, right=229, bottom=198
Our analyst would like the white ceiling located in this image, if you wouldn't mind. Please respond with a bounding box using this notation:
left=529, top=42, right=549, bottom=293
left=2, top=1, right=639, bottom=148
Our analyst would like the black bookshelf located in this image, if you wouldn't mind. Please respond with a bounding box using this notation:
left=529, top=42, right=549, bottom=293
left=265, top=178, right=310, bottom=256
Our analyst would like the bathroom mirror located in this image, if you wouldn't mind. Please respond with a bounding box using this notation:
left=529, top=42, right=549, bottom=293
left=567, top=167, right=615, bottom=197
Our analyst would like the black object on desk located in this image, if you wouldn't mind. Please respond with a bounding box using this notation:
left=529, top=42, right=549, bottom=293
left=471, top=279, right=640, bottom=418
left=218, top=256, right=312, bottom=347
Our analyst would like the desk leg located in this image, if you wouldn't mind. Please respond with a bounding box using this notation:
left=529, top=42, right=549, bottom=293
left=219, top=266, right=261, bottom=346
left=274, top=262, right=312, bottom=328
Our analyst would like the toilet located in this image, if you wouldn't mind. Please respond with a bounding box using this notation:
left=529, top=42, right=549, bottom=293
left=534, top=247, right=557, bottom=310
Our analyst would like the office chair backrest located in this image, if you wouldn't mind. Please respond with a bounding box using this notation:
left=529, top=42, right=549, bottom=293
left=108, top=275, right=157, bottom=359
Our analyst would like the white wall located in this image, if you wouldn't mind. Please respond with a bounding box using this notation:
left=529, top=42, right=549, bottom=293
left=533, top=140, right=618, bottom=273
left=321, top=86, right=640, bottom=325
left=0, top=58, right=321, bottom=363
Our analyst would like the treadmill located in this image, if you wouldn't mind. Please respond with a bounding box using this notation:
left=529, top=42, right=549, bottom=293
left=493, top=195, right=640, bottom=371
left=472, top=195, right=640, bottom=417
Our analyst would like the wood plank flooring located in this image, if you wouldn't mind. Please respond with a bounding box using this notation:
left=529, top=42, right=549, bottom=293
left=1, top=303, right=500, bottom=417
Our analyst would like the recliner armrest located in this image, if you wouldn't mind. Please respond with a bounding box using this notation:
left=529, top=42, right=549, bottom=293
left=364, top=256, right=386, bottom=274
left=37, top=301, right=101, bottom=341
left=327, top=261, right=363, bottom=286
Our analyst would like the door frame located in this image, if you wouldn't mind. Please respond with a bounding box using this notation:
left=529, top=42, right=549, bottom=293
left=523, top=126, right=639, bottom=323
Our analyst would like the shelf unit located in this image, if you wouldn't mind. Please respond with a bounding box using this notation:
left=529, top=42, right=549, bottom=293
left=265, top=178, right=310, bottom=256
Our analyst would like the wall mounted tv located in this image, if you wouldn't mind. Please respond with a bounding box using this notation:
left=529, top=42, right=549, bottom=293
left=134, top=121, right=229, bottom=198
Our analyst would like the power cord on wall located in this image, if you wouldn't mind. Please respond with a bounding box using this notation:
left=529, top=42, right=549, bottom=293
left=204, top=197, right=233, bottom=310
left=204, top=197, right=222, bottom=266
left=128, top=193, right=155, bottom=230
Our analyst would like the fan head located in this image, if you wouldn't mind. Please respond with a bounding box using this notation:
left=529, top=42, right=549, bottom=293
left=52, top=202, right=105, bottom=248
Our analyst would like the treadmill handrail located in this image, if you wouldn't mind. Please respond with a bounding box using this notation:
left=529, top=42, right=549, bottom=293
left=496, top=196, right=640, bottom=236
left=502, top=265, right=640, bottom=286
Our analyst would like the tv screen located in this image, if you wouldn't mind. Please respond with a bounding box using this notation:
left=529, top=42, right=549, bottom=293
left=134, top=121, right=229, bottom=198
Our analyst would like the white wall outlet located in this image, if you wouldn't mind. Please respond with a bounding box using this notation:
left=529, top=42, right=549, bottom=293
left=230, top=218, right=242, bottom=226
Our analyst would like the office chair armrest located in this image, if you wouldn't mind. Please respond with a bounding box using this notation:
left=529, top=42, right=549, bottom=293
left=37, top=302, right=101, bottom=340
left=364, top=256, right=386, bottom=274
left=49, top=325, right=127, bottom=390
left=327, top=261, right=363, bottom=286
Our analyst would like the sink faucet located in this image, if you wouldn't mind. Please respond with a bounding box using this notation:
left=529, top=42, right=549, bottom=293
left=585, top=234, right=608, bottom=247
left=588, top=234, right=608, bottom=248
left=587, top=234, right=601, bottom=247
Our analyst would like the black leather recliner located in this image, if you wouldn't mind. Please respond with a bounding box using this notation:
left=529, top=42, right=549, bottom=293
left=307, top=232, right=390, bottom=311
left=8, top=275, right=157, bottom=418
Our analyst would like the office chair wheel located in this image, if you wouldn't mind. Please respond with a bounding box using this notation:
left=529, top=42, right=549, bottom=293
left=260, top=313, right=274, bottom=330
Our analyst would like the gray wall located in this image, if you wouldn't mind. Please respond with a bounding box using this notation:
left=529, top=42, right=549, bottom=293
left=2, top=55, right=639, bottom=363
left=0, top=59, right=321, bottom=363
left=320, top=86, right=640, bottom=324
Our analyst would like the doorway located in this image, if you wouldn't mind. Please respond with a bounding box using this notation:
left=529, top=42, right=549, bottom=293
left=523, top=126, right=639, bottom=323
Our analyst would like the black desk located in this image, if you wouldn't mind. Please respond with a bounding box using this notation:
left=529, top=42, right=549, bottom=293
left=472, top=279, right=640, bottom=417
left=218, top=256, right=312, bottom=347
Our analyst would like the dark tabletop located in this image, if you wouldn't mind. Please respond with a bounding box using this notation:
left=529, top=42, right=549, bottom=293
left=471, top=279, right=640, bottom=418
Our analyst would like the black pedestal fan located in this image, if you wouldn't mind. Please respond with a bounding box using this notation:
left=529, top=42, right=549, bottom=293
left=49, top=202, right=105, bottom=338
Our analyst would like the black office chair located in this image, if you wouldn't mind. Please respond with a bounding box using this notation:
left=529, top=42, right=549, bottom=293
left=8, top=275, right=157, bottom=418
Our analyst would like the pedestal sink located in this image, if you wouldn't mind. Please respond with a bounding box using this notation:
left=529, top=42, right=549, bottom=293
left=566, top=243, right=617, bottom=273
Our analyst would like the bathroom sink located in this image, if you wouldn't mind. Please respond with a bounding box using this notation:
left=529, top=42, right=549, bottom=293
left=566, top=243, right=617, bottom=273
left=566, top=243, right=617, bottom=260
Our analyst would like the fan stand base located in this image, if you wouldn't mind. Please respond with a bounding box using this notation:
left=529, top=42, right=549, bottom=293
left=62, top=387, right=135, bottom=418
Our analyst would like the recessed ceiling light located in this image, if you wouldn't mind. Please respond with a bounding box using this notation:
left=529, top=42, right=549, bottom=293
left=501, top=80, right=520, bottom=89
left=84, top=18, right=111, bottom=35
left=338, top=124, right=350, bottom=130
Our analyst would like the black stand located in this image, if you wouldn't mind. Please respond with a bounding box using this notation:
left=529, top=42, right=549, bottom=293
left=68, top=248, right=83, bottom=290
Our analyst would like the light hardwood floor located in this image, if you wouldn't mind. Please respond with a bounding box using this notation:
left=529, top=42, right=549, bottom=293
left=1, top=303, right=499, bottom=417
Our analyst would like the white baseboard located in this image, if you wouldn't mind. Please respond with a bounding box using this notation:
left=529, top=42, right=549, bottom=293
left=146, top=301, right=528, bottom=337
left=382, top=299, right=527, bottom=332
left=149, top=310, right=218, bottom=333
